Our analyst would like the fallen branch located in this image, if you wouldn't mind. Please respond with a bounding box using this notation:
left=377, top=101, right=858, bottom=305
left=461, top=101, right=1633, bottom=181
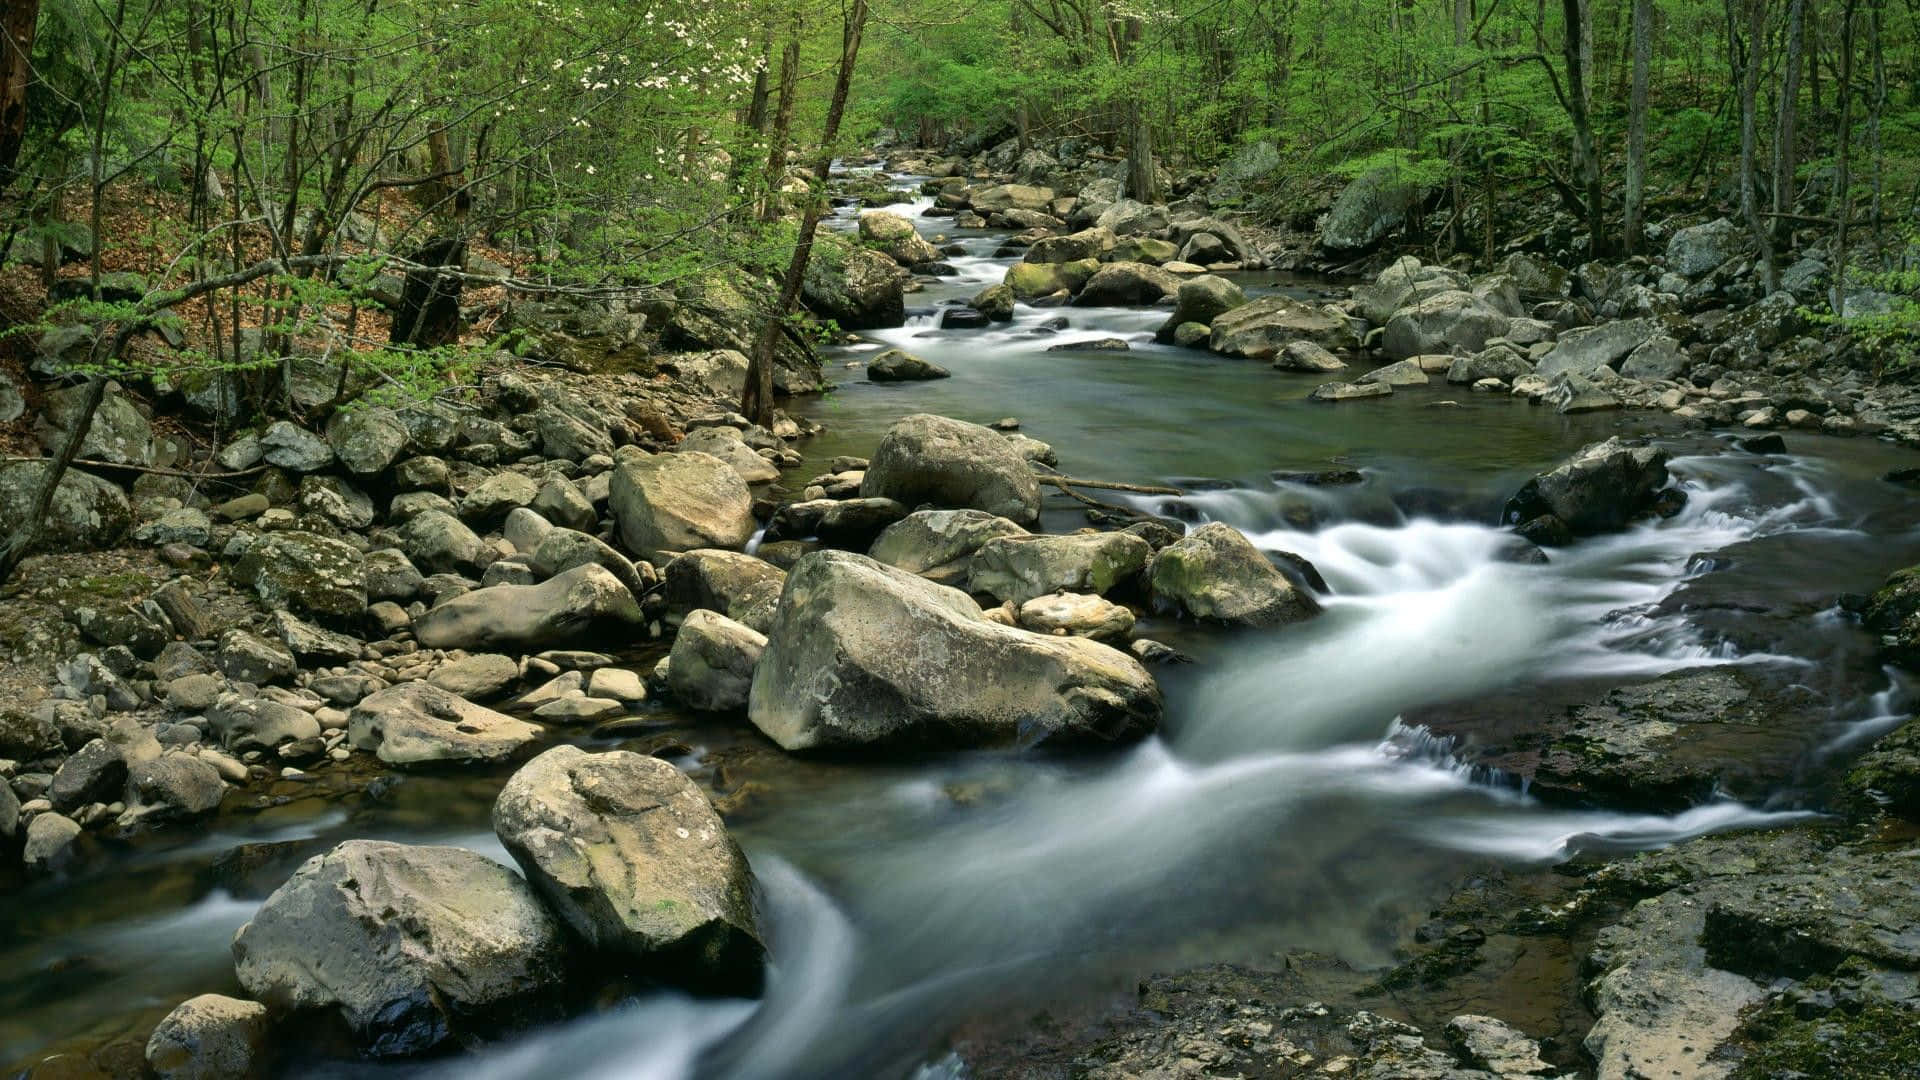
left=1, top=455, right=272, bottom=480
left=1040, top=475, right=1159, bottom=520
left=1033, top=467, right=1184, bottom=497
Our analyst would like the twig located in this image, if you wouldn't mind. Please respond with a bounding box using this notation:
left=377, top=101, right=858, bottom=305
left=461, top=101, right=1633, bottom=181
left=1032, top=466, right=1184, bottom=496
left=1, top=455, right=271, bottom=479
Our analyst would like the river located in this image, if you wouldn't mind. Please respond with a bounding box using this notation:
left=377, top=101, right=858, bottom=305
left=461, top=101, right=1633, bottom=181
left=6, top=171, right=1919, bottom=1079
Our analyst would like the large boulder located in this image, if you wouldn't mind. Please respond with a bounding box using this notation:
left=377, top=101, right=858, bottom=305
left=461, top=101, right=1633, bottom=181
left=1665, top=217, right=1747, bottom=278
left=1208, top=296, right=1357, bottom=358
left=747, top=551, right=1161, bottom=749
left=803, top=238, right=907, bottom=331
left=36, top=383, right=154, bottom=466
left=396, top=509, right=488, bottom=575
left=231, top=840, right=568, bottom=1056
left=858, top=210, right=938, bottom=266
left=967, top=532, right=1152, bottom=606
left=1161, top=275, right=1247, bottom=334
left=1535, top=318, right=1658, bottom=378
left=1619, top=336, right=1689, bottom=381
left=326, top=407, right=409, bottom=475
left=971, top=183, right=1055, bottom=214
left=0, top=461, right=131, bottom=553
left=348, top=682, right=542, bottom=766
left=1147, top=523, right=1319, bottom=627
left=1071, top=261, right=1181, bottom=307
left=860, top=414, right=1041, bottom=525
left=1446, top=345, right=1533, bottom=385
left=414, top=564, right=643, bottom=652
left=1503, top=437, right=1671, bottom=541
left=1095, top=199, right=1168, bottom=236
left=1024, top=227, right=1116, bottom=264
left=867, top=348, right=951, bottom=382
left=665, top=609, right=766, bottom=712
left=232, top=531, right=366, bottom=620
left=610, top=450, right=757, bottom=560
left=1320, top=167, right=1422, bottom=252
left=678, top=426, right=779, bottom=485
left=868, top=508, right=1030, bottom=586
left=662, top=549, right=786, bottom=633
left=492, top=746, right=762, bottom=991
left=1380, top=291, right=1511, bottom=359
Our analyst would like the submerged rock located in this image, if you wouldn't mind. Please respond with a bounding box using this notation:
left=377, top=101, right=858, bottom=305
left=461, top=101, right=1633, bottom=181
left=748, top=551, right=1160, bottom=749
left=232, top=840, right=568, bottom=1056
left=1502, top=437, right=1670, bottom=542
left=492, top=746, right=763, bottom=992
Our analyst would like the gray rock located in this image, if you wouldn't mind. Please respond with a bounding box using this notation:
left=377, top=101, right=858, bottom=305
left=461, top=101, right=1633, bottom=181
left=532, top=479, right=597, bottom=533
left=259, top=421, right=334, bottom=472
left=1535, top=317, right=1657, bottom=378
left=327, top=407, right=409, bottom=475
left=414, top=564, right=644, bottom=652
left=1094, top=198, right=1168, bottom=236
left=666, top=609, right=765, bottom=712
left=1358, top=359, right=1429, bottom=386
left=748, top=551, right=1161, bottom=749
left=1273, top=340, right=1349, bottom=373
left=860, top=414, right=1041, bottom=525
left=145, top=994, right=271, bottom=1080
left=530, top=528, right=651, bottom=600
left=1503, top=436, right=1670, bottom=540
left=0, top=781, right=19, bottom=842
left=1665, top=217, right=1747, bottom=278
left=1547, top=370, right=1622, bottom=414
left=133, top=507, right=214, bottom=547
left=0, top=461, right=132, bottom=553
left=1165, top=274, right=1247, bottom=330
left=364, top=548, right=425, bottom=602
left=1208, top=296, right=1357, bottom=359
left=348, top=683, right=541, bottom=767
left=459, top=472, right=541, bottom=527
left=802, top=243, right=906, bottom=331
left=492, top=746, right=762, bottom=990
left=209, top=696, right=321, bottom=753
left=1148, top=522, right=1319, bottom=627
left=1444, top=1015, right=1554, bottom=1076
left=232, top=840, right=568, bottom=1056
left=232, top=531, right=366, bottom=620
left=297, top=475, right=375, bottom=530
left=610, top=450, right=757, bottom=560
left=869, top=509, right=1030, bottom=586
left=428, top=654, right=520, bottom=701
left=0, top=371, right=24, bottom=423
left=397, top=509, right=488, bottom=576
left=1447, top=344, right=1534, bottom=384
left=678, top=427, right=779, bottom=485
left=1382, top=291, right=1511, bottom=359
left=1072, top=261, right=1182, bottom=306
left=36, top=383, right=155, bottom=466
left=1309, top=380, right=1393, bottom=402
left=765, top=497, right=910, bottom=550
left=1016, top=592, right=1135, bottom=641
left=50, top=737, right=128, bottom=811
left=967, top=531, right=1152, bottom=606
left=1320, top=166, right=1422, bottom=252
left=23, top=812, right=82, bottom=875
left=122, top=753, right=226, bottom=825
left=867, top=348, right=951, bottom=382
left=661, top=549, right=786, bottom=633
left=1619, top=336, right=1689, bottom=381
left=217, top=630, right=297, bottom=684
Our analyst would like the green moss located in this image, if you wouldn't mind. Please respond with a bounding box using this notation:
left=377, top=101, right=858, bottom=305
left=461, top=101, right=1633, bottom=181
left=1729, top=994, right=1920, bottom=1079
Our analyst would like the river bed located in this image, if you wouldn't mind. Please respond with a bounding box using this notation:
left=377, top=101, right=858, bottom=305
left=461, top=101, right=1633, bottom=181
left=7, top=174, right=1920, bottom=1079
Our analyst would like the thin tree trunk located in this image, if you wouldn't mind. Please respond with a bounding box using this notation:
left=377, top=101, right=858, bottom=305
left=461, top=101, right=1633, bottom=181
left=741, top=0, right=870, bottom=426
left=1772, top=0, right=1806, bottom=248
left=1562, top=0, right=1605, bottom=256
left=0, top=377, right=106, bottom=584
left=758, top=9, right=801, bottom=224
left=1866, top=0, right=1884, bottom=255
left=1831, top=0, right=1856, bottom=315
left=1625, top=0, right=1653, bottom=254
left=745, top=37, right=772, bottom=134
left=0, top=0, right=39, bottom=185
left=1732, top=0, right=1779, bottom=292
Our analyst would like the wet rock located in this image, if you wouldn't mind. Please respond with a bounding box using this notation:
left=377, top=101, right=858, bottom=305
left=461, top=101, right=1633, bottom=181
left=145, top=993, right=271, bottom=1080
left=348, top=683, right=541, bottom=767
left=210, top=696, right=321, bottom=754
left=662, top=550, right=786, bottom=633
left=1274, top=340, right=1349, bottom=373
left=610, top=450, right=756, bottom=560
left=679, top=426, right=779, bottom=485
left=1502, top=437, right=1669, bottom=541
left=1309, top=379, right=1393, bottom=402
left=1844, top=717, right=1920, bottom=820
left=232, top=531, right=366, bottom=620
left=1358, top=358, right=1427, bottom=386
left=665, top=610, right=765, bottom=712
left=1161, top=274, right=1247, bottom=334
left=1022, top=226, right=1115, bottom=264
left=49, top=737, right=127, bottom=812
left=414, top=564, right=644, bottom=653
left=0, top=460, right=132, bottom=553
left=802, top=241, right=906, bottom=331
left=969, top=283, right=1014, bottom=321
left=1546, top=370, right=1622, bottom=414
left=749, top=551, right=1160, bottom=750
left=122, top=753, right=226, bottom=825
left=492, top=746, right=762, bottom=991
left=867, top=348, right=951, bottom=382
left=858, top=210, right=938, bottom=266
left=1148, top=522, right=1319, bottom=627
left=1209, top=295, right=1357, bottom=359
left=966, top=531, right=1152, bottom=606
left=1072, top=261, right=1181, bottom=306
left=765, top=497, right=909, bottom=550
left=232, top=840, right=568, bottom=1056
left=868, top=508, right=1030, bottom=587
left=1444, top=1015, right=1554, bottom=1076
left=860, top=414, right=1041, bottom=525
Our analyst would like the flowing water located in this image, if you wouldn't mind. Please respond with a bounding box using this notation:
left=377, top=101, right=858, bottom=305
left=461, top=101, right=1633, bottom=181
left=8, top=174, right=1920, bottom=1079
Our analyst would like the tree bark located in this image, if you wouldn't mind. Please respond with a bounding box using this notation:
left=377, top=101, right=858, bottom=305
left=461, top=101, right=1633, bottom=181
left=1731, top=0, right=1779, bottom=293
left=1771, top=0, right=1806, bottom=248
left=1562, top=0, right=1605, bottom=256
left=1625, top=0, right=1653, bottom=254
left=758, top=9, right=802, bottom=224
left=741, top=0, right=870, bottom=427
left=1831, top=0, right=1856, bottom=315
left=0, top=0, right=38, bottom=184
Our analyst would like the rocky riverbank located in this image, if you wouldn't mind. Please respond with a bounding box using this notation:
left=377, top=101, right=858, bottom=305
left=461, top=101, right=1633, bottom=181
left=4, top=149, right=1920, bottom=1079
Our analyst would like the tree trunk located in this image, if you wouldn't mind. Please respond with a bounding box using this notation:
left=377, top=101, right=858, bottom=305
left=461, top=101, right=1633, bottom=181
left=0, top=0, right=38, bottom=185
left=1732, top=0, right=1779, bottom=292
left=1866, top=0, right=1884, bottom=255
left=1119, top=16, right=1160, bottom=204
left=1625, top=0, right=1653, bottom=254
left=1771, top=0, right=1806, bottom=248
left=0, top=376, right=105, bottom=585
left=1562, top=0, right=1605, bottom=256
left=741, top=0, right=870, bottom=427
left=745, top=36, right=772, bottom=134
left=758, top=10, right=802, bottom=224
left=1831, top=0, right=1856, bottom=315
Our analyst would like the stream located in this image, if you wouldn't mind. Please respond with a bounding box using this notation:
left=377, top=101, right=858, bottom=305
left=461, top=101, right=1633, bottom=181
left=8, top=172, right=1920, bottom=1079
